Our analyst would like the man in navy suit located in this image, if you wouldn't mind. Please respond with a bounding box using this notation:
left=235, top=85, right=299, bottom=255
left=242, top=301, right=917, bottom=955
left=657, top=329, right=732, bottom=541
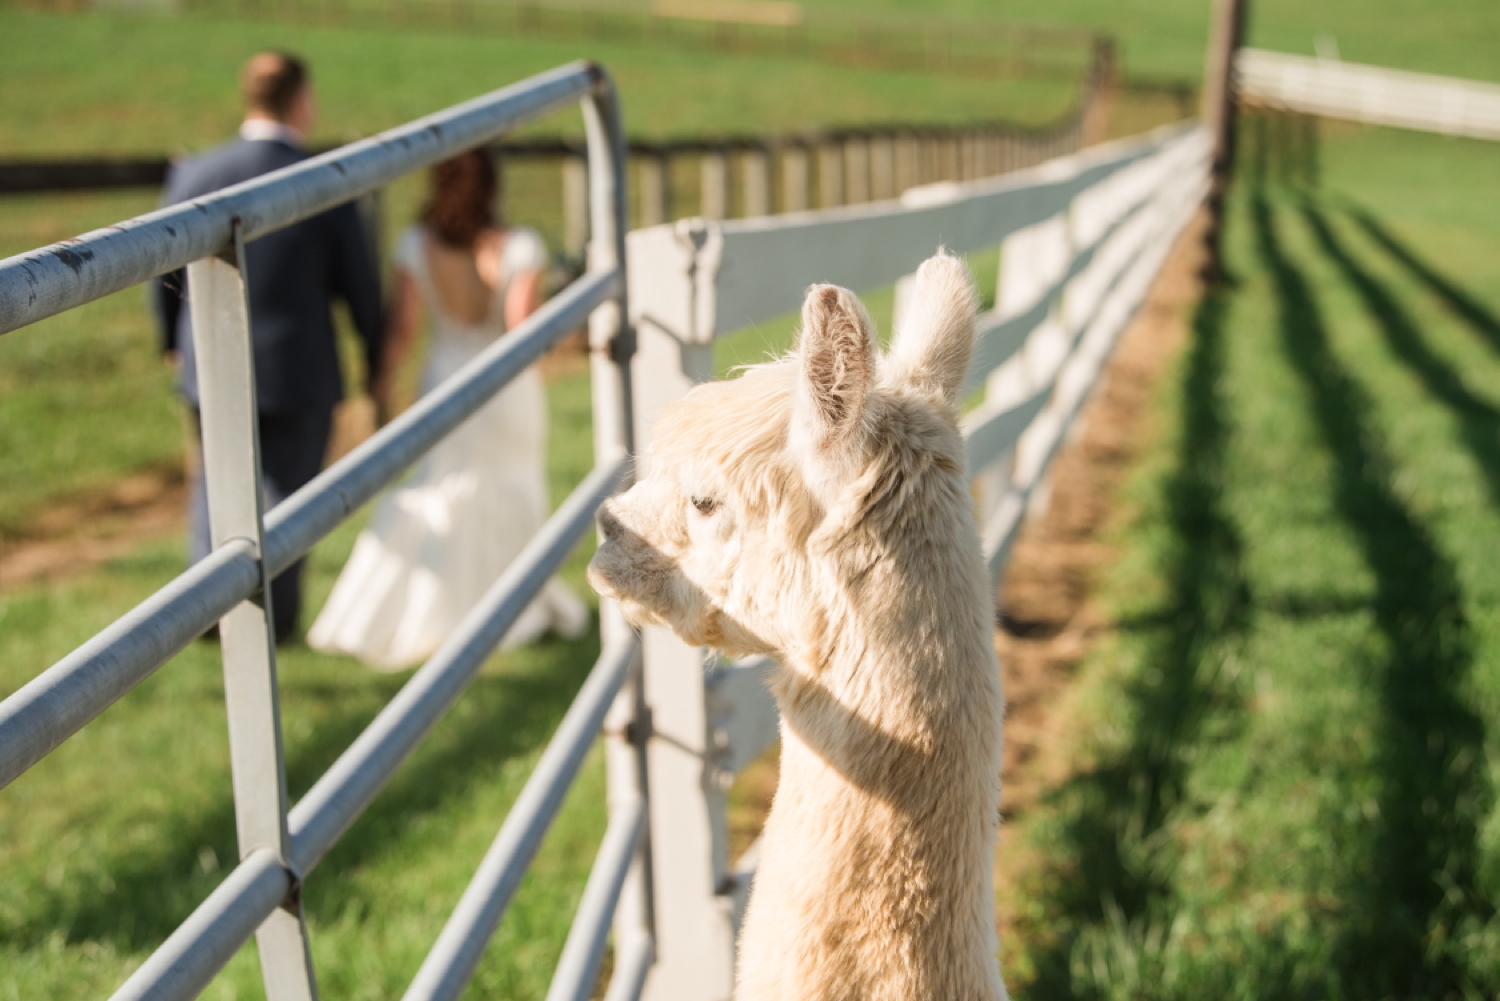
left=155, top=52, right=384, bottom=642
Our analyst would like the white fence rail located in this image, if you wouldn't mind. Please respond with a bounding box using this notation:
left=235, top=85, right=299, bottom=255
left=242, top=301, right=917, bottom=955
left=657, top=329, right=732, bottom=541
left=0, top=61, right=652, bottom=1001
left=1235, top=48, right=1500, bottom=141
left=621, top=119, right=1210, bottom=999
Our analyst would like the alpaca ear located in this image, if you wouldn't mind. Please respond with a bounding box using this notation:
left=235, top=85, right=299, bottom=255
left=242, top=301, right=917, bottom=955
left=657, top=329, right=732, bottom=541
left=796, top=283, right=876, bottom=448
left=888, top=251, right=977, bottom=410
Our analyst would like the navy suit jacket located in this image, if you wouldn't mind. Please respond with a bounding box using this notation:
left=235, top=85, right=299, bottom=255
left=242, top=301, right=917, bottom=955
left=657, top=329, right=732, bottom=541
left=154, top=137, right=383, bottom=414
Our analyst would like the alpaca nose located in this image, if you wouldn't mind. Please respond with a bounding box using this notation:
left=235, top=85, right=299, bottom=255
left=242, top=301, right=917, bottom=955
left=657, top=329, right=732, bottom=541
left=597, top=503, right=623, bottom=542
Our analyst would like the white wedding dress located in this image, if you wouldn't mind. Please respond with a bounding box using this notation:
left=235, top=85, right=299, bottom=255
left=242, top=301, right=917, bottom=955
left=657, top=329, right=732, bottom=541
left=308, top=225, right=589, bottom=670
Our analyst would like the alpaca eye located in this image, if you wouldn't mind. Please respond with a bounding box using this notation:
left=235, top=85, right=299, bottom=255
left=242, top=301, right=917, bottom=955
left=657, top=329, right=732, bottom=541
left=691, top=496, right=719, bottom=516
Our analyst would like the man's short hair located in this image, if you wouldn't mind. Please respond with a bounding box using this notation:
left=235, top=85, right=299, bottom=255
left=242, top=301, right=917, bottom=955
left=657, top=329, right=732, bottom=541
left=241, top=52, right=309, bottom=120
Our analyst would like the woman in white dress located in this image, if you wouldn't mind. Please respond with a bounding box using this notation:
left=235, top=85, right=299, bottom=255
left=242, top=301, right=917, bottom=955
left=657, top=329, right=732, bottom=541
left=309, top=150, right=589, bottom=670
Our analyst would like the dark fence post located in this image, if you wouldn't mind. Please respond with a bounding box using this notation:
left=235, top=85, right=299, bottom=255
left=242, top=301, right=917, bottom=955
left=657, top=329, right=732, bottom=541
left=1200, top=0, right=1248, bottom=283
left=637, top=152, right=669, bottom=227
left=781, top=142, right=809, bottom=212
left=700, top=147, right=729, bottom=220
left=817, top=141, right=843, bottom=208
left=562, top=151, right=589, bottom=261
left=1081, top=37, right=1118, bottom=147
left=742, top=145, right=771, bottom=218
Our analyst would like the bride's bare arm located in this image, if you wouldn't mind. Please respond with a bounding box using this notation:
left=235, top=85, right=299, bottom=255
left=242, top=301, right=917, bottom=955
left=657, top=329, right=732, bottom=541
left=374, top=269, right=421, bottom=424
left=504, top=267, right=545, bottom=331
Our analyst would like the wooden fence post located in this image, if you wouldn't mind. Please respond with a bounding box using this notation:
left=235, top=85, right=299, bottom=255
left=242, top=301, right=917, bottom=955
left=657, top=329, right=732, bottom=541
left=782, top=145, right=809, bottom=212
left=1081, top=37, right=1119, bottom=147
left=626, top=222, right=738, bottom=1001
left=741, top=147, right=771, bottom=218
left=1200, top=0, right=1248, bottom=282
left=941, top=136, right=960, bottom=181
left=701, top=149, right=730, bottom=220
left=960, top=133, right=979, bottom=181
left=843, top=137, right=870, bottom=204
left=893, top=134, right=919, bottom=193
left=638, top=153, right=670, bottom=227
left=870, top=135, right=896, bottom=201
left=562, top=153, right=589, bottom=261
left=817, top=141, right=844, bottom=208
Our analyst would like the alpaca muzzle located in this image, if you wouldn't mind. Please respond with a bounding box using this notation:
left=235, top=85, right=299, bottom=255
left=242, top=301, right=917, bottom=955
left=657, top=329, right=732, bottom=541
left=587, top=500, right=670, bottom=603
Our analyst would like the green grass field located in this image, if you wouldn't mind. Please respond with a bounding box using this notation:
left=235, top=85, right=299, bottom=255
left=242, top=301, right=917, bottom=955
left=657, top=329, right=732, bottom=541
left=0, top=6, right=1080, bottom=156
left=795, top=0, right=1500, bottom=84
left=1003, top=119, right=1500, bottom=997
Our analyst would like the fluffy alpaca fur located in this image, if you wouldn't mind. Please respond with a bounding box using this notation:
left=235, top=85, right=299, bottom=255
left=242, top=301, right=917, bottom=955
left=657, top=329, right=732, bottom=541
left=589, top=253, right=1006, bottom=1001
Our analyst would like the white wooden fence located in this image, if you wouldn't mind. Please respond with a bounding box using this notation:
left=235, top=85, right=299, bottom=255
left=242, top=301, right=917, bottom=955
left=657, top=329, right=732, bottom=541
left=1235, top=48, right=1500, bottom=141
left=620, top=118, right=1210, bottom=1000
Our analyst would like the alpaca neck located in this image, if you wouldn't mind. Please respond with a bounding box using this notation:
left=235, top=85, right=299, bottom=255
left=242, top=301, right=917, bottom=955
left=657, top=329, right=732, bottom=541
left=740, top=626, right=1004, bottom=999
left=775, top=614, right=996, bottom=819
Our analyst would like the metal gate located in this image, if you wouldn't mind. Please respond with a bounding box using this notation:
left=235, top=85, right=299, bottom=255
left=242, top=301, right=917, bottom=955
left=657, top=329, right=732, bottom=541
left=0, top=61, right=652, bottom=1001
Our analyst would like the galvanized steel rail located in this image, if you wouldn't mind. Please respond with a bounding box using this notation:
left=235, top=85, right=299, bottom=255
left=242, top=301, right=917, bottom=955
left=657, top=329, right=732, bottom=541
left=0, top=269, right=615, bottom=790
left=0, top=61, right=597, bottom=333
left=405, top=637, right=641, bottom=1001
left=287, top=457, right=629, bottom=875
left=0, top=61, right=653, bottom=1001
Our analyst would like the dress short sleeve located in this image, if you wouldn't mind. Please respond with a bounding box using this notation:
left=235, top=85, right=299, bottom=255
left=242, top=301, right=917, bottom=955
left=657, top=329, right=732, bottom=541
left=502, top=226, right=548, bottom=278
left=392, top=225, right=426, bottom=277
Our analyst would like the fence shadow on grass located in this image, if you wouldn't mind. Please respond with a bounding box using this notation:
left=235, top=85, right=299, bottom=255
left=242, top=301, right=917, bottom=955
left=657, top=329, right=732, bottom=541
left=1020, top=179, right=1498, bottom=999
left=1019, top=237, right=1253, bottom=998
left=1246, top=111, right=1320, bottom=192
left=1253, top=191, right=1494, bottom=998
left=1349, top=209, right=1500, bottom=359
left=297, top=629, right=600, bottom=922
left=0, top=627, right=599, bottom=955
left=1301, top=204, right=1500, bottom=510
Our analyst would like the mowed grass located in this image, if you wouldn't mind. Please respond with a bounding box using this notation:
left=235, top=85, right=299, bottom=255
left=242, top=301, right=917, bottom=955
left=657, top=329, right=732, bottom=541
left=796, top=0, right=1500, bottom=84
left=0, top=6, right=1078, bottom=156
left=1003, top=119, right=1500, bottom=997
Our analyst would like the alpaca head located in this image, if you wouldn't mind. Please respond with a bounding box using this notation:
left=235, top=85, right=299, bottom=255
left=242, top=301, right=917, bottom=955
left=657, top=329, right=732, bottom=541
left=588, top=252, right=978, bottom=657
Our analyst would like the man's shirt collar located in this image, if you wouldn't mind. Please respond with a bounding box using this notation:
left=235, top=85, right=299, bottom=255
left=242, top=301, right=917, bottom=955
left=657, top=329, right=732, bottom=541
left=239, top=118, right=304, bottom=148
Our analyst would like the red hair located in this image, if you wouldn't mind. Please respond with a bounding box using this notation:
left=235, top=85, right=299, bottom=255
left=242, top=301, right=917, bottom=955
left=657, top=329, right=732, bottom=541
left=422, top=149, right=501, bottom=248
